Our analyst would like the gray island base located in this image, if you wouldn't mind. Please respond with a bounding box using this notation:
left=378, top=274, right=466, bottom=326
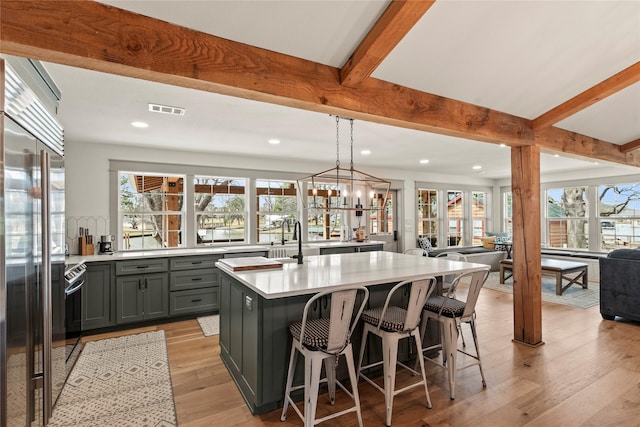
left=216, top=251, right=486, bottom=414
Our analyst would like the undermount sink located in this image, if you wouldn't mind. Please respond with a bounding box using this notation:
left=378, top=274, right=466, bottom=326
left=268, top=245, right=320, bottom=257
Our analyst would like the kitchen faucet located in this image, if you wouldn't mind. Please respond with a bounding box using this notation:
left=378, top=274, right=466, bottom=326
left=291, top=221, right=303, bottom=264
left=281, top=219, right=290, bottom=245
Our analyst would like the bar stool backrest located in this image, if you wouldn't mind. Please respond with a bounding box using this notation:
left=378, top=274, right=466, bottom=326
left=377, top=278, right=437, bottom=332
left=405, top=279, right=435, bottom=331
left=299, top=287, right=369, bottom=354
left=445, top=268, right=490, bottom=320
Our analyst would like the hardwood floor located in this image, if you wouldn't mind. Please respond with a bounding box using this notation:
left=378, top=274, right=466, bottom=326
left=83, top=288, right=640, bottom=426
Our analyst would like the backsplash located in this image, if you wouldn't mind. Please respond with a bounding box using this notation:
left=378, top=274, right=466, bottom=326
left=66, top=216, right=110, bottom=255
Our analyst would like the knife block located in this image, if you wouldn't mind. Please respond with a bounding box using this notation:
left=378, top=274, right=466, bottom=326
left=79, top=236, right=94, bottom=256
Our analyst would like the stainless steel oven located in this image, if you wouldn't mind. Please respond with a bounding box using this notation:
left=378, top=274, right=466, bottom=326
left=64, top=262, right=86, bottom=377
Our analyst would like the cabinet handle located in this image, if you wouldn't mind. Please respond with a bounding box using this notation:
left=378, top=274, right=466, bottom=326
left=138, top=279, right=142, bottom=290
left=136, top=265, right=149, bottom=269
left=191, top=261, right=202, bottom=265
left=144, top=278, right=148, bottom=289
left=191, top=277, right=202, bottom=281
left=191, top=299, right=202, bottom=303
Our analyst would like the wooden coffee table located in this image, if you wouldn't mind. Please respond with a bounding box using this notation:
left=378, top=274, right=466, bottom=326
left=499, top=258, right=588, bottom=296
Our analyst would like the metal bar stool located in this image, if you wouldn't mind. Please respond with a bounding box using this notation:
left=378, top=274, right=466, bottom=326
left=357, top=277, right=437, bottom=427
left=418, top=267, right=490, bottom=400
left=281, top=286, right=369, bottom=427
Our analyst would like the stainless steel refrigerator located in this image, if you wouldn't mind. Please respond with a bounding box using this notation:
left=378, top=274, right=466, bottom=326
left=1, top=57, right=65, bottom=427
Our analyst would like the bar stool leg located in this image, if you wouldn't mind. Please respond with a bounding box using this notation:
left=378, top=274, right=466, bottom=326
left=280, top=344, right=298, bottom=421
left=442, top=318, right=458, bottom=400
left=323, top=357, right=336, bottom=405
left=357, top=326, right=370, bottom=374
left=412, top=329, right=432, bottom=409
left=470, top=319, right=487, bottom=387
left=343, top=345, right=364, bottom=427
left=305, top=355, right=323, bottom=427
left=382, top=334, right=399, bottom=427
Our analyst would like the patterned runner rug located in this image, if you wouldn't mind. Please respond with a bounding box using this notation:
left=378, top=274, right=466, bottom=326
left=482, top=272, right=599, bottom=309
left=197, top=314, right=220, bottom=337
left=48, top=330, right=176, bottom=427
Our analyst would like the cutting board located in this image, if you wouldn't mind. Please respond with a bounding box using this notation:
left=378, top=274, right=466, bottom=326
left=218, top=257, right=284, bottom=271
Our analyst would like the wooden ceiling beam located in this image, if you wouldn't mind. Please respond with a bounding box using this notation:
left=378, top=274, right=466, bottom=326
left=340, top=0, right=435, bottom=87
left=620, top=138, right=640, bottom=154
left=0, top=0, right=533, bottom=148
left=536, top=126, right=640, bottom=166
left=532, top=61, right=640, bottom=129
left=3, top=1, right=639, bottom=169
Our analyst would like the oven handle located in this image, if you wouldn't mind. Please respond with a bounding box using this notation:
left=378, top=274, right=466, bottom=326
left=65, top=277, right=85, bottom=296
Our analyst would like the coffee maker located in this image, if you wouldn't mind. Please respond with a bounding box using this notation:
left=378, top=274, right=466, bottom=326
left=99, top=235, right=114, bottom=254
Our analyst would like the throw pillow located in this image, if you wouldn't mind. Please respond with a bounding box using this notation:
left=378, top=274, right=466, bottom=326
left=418, top=237, right=434, bottom=253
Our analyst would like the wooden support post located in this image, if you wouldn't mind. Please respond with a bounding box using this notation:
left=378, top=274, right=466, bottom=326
left=511, top=145, right=543, bottom=346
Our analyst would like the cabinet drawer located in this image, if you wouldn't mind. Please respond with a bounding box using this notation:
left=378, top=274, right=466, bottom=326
left=320, top=246, right=354, bottom=255
left=170, top=287, right=219, bottom=316
left=170, top=269, right=218, bottom=291
left=115, top=258, right=168, bottom=276
left=170, top=255, right=220, bottom=271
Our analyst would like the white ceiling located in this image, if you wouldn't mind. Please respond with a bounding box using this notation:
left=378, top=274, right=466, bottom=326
left=40, top=0, right=640, bottom=179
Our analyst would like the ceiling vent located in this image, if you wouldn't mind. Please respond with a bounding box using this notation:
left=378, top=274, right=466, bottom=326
left=148, top=103, right=185, bottom=116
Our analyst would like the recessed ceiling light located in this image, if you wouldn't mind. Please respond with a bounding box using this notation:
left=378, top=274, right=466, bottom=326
left=554, top=154, right=560, bottom=158
left=268, top=139, right=281, bottom=145
left=472, top=165, right=482, bottom=170
left=419, top=159, right=430, bottom=164
left=131, top=121, right=148, bottom=128
left=594, top=161, right=599, bottom=165
left=499, top=144, right=506, bottom=148
left=361, top=150, right=371, bottom=155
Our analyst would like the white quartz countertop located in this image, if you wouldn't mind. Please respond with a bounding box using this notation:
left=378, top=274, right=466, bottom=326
left=216, top=251, right=488, bottom=299
left=65, top=245, right=268, bottom=265
left=66, top=240, right=385, bottom=266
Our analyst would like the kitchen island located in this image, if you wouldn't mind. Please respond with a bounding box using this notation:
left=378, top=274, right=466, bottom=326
left=216, top=251, right=487, bottom=414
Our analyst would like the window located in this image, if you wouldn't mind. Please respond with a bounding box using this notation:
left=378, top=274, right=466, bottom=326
left=119, top=173, right=185, bottom=250
left=447, top=190, right=463, bottom=247
left=369, top=191, right=393, bottom=236
left=546, top=187, right=588, bottom=249
left=417, top=189, right=438, bottom=247
left=194, top=176, right=247, bottom=244
left=598, top=183, right=640, bottom=250
left=471, top=191, right=487, bottom=245
left=306, top=184, right=344, bottom=240
left=256, top=179, right=298, bottom=244
left=503, top=192, right=513, bottom=236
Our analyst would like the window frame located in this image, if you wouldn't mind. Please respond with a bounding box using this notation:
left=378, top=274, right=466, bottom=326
left=118, top=171, right=186, bottom=251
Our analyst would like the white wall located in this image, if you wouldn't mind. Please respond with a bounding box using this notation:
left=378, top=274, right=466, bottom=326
left=65, top=140, right=496, bottom=251
left=65, top=140, right=640, bottom=254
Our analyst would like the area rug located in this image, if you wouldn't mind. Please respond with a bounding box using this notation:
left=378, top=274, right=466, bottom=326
left=197, top=314, right=220, bottom=337
left=47, top=330, right=176, bottom=427
left=482, top=272, right=599, bottom=309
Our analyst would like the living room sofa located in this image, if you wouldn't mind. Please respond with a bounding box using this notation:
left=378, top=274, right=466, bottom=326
left=428, top=246, right=506, bottom=272
left=599, top=248, right=640, bottom=321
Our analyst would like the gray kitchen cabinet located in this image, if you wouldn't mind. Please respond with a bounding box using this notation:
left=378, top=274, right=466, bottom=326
left=319, top=246, right=354, bottom=255
left=82, top=262, right=115, bottom=331
left=169, top=255, right=221, bottom=316
left=116, top=258, right=169, bottom=324
left=115, top=258, right=168, bottom=276
left=319, top=243, right=383, bottom=255
left=116, top=273, right=169, bottom=324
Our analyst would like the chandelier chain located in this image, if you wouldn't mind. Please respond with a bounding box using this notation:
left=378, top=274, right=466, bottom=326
left=335, top=115, right=340, bottom=168
left=350, top=119, right=354, bottom=171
